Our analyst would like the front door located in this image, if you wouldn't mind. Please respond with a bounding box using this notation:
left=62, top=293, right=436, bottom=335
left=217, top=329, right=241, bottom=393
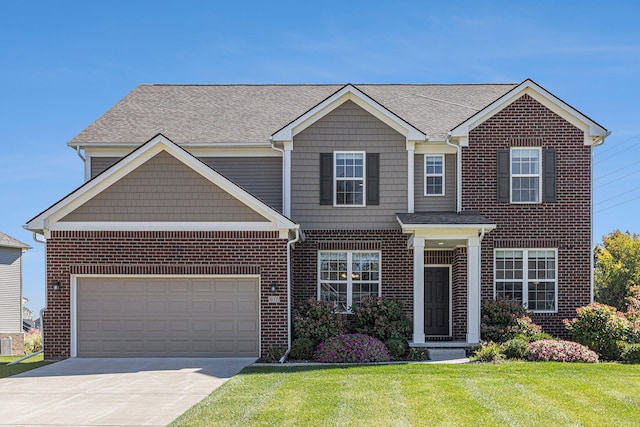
left=424, top=267, right=450, bottom=336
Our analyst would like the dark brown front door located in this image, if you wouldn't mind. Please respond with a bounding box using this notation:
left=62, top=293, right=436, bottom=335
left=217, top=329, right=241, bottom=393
left=424, top=267, right=450, bottom=336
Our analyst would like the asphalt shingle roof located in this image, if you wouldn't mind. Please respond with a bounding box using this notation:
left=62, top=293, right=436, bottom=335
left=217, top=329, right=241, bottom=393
left=69, top=83, right=518, bottom=145
left=396, top=211, right=494, bottom=225
left=0, top=231, right=31, bottom=249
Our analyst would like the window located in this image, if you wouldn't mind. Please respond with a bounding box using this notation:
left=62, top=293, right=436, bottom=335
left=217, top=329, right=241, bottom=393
left=318, top=251, right=381, bottom=312
left=424, top=155, right=444, bottom=196
left=334, top=152, right=365, bottom=206
left=494, top=249, right=557, bottom=312
left=511, top=148, right=541, bottom=203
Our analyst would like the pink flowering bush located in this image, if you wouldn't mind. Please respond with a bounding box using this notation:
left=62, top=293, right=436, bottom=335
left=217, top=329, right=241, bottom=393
left=313, top=334, right=391, bottom=363
left=293, top=298, right=348, bottom=343
left=528, top=340, right=598, bottom=363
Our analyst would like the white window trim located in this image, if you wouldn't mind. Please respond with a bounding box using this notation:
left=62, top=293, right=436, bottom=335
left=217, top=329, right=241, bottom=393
left=424, top=154, right=445, bottom=196
left=333, top=151, right=366, bottom=207
left=493, top=248, right=558, bottom=313
left=510, top=147, right=542, bottom=204
left=317, top=250, right=382, bottom=312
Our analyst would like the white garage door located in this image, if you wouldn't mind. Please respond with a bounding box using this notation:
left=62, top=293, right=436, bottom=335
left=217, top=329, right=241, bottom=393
left=76, top=277, right=259, bottom=357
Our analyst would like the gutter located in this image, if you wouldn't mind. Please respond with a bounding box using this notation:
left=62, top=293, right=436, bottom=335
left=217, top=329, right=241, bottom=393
left=445, top=133, right=462, bottom=213
left=280, top=227, right=300, bottom=363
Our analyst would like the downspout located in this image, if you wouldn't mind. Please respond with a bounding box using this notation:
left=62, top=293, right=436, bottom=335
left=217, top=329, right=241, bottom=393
left=11, top=231, right=47, bottom=364
left=445, top=133, right=462, bottom=213
left=590, top=131, right=610, bottom=303
left=280, top=227, right=300, bottom=363
left=75, top=146, right=86, bottom=161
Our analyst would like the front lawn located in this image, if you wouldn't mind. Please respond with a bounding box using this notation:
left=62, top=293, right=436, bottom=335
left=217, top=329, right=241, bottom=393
left=171, top=362, right=640, bottom=427
left=0, top=354, right=50, bottom=378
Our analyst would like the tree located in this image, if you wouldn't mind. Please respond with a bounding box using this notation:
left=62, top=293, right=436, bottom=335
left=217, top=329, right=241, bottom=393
left=594, top=230, right=640, bottom=310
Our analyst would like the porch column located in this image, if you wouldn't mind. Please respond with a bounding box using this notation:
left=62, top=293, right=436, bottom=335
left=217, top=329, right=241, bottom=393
left=467, top=235, right=481, bottom=344
left=413, top=236, right=425, bottom=344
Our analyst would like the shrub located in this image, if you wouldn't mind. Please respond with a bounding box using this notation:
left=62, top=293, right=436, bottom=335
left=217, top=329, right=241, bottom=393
left=528, top=340, right=598, bottom=363
left=620, top=343, right=640, bottom=363
left=293, top=298, right=348, bottom=343
left=625, top=285, right=640, bottom=321
left=528, top=332, right=555, bottom=342
left=481, top=299, right=542, bottom=343
left=384, top=337, right=408, bottom=360
left=351, top=297, right=411, bottom=341
left=289, top=337, right=317, bottom=361
left=501, top=338, right=531, bottom=359
left=24, top=329, right=42, bottom=354
left=313, top=334, right=390, bottom=363
left=470, top=341, right=505, bottom=363
left=564, top=302, right=632, bottom=360
left=261, top=345, right=287, bottom=363
left=407, top=347, right=430, bottom=361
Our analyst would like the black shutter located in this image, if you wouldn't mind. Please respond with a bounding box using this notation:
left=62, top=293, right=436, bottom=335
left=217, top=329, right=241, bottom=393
left=320, top=153, right=333, bottom=205
left=497, top=149, right=510, bottom=203
left=543, top=148, right=557, bottom=202
left=366, top=153, right=379, bottom=205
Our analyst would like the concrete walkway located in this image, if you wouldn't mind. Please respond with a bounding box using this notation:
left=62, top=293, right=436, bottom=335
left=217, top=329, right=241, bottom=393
left=0, top=357, right=255, bottom=427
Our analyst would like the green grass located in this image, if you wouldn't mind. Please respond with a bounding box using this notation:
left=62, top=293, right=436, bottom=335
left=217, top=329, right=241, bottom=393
left=170, top=362, right=640, bottom=427
left=0, top=354, right=50, bottom=378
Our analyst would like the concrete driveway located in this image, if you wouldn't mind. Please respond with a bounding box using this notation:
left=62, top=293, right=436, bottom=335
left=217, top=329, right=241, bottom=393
left=0, top=357, right=255, bottom=427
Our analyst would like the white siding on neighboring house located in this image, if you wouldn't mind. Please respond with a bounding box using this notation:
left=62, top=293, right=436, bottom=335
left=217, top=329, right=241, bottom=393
left=0, top=247, right=22, bottom=333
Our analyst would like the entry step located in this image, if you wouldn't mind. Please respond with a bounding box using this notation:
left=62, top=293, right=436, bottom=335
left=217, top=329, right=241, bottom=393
left=427, top=348, right=467, bottom=361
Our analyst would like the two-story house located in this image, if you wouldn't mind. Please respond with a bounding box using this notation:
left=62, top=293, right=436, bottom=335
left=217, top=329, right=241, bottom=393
left=0, top=231, right=31, bottom=355
left=25, top=80, right=607, bottom=359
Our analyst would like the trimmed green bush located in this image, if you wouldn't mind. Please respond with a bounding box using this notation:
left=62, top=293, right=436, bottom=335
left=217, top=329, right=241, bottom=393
left=620, top=342, right=640, bottom=363
left=481, top=299, right=542, bottom=343
left=289, top=337, right=317, bottom=361
left=293, top=298, right=348, bottom=343
left=313, top=334, right=390, bottom=363
left=384, top=337, right=408, bottom=360
left=564, top=302, right=632, bottom=360
left=407, top=347, right=430, bottom=361
left=501, top=338, right=531, bottom=359
left=351, top=297, right=411, bottom=341
left=470, top=341, right=505, bottom=363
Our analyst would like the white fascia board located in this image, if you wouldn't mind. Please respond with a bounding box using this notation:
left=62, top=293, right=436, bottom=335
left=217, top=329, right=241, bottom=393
left=27, top=135, right=297, bottom=232
left=449, top=80, right=608, bottom=144
left=414, top=142, right=458, bottom=155
left=271, top=85, right=427, bottom=142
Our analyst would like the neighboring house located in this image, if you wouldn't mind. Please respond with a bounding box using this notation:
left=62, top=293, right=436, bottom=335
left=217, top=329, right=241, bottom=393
left=0, top=231, right=31, bottom=355
left=25, top=79, right=608, bottom=359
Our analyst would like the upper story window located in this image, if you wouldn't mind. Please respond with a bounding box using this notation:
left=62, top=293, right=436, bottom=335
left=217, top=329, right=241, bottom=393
left=494, top=249, right=557, bottom=313
left=318, top=251, right=381, bottom=312
left=424, top=155, right=445, bottom=196
left=511, top=148, right=541, bottom=203
left=320, top=152, right=379, bottom=206
left=334, top=151, right=365, bottom=206
left=497, top=147, right=556, bottom=204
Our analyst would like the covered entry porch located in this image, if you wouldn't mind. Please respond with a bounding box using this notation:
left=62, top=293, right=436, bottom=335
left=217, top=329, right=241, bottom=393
left=397, top=212, right=495, bottom=345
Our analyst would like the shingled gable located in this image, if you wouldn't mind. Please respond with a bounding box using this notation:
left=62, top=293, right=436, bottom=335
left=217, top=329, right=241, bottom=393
left=449, top=79, right=609, bottom=146
left=25, top=134, right=297, bottom=237
left=271, top=84, right=428, bottom=143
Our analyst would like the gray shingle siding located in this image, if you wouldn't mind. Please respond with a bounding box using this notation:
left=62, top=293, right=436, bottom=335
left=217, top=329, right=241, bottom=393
left=291, top=101, right=407, bottom=229
left=62, top=151, right=269, bottom=222
left=414, top=153, right=457, bottom=212
left=201, top=157, right=282, bottom=212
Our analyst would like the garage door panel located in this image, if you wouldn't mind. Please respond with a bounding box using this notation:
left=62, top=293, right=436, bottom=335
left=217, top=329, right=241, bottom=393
left=77, top=277, right=259, bottom=357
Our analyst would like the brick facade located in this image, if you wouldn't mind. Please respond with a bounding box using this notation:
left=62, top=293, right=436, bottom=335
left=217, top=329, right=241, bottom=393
left=44, top=230, right=288, bottom=360
left=464, top=94, right=592, bottom=336
left=291, top=229, right=414, bottom=323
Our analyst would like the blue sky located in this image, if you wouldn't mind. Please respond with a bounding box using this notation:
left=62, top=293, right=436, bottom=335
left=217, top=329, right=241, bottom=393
left=2, top=0, right=639, bottom=314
